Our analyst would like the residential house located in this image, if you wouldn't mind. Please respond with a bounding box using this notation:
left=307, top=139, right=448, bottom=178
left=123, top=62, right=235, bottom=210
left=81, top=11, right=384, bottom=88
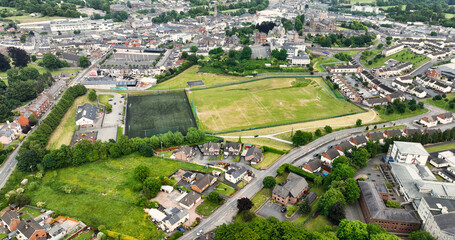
left=244, top=146, right=264, bottom=164
left=327, top=65, right=363, bottom=74
left=224, top=142, right=242, bottom=156
left=437, top=113, right=453, bottom=124
left=417, top=197, right=455, bottom=240
left=191, top=173, right=217, bottom=193
left=336, top=141, right=355, bottom=153
left=174, top=146, right=194, bottom=161
left=382, top=44, right=405, bottom=57
left=403, top=128, right=421, bottom=137
left=16, top=219, right=47, bottom=240
left=321, top=148, right=342, bottom=166
left=0, top=210, right=20, bottom=232
left=389, top=141, right=429, bottom=165
left=75, top=103, right=98, bottom=127
left=17, top=111, right=31, bottom=127
left=384, top=129, right=402, bottom=138
left=200, top=142, right=221, bottom=156
left=272, top=172, right=308, bottom=205
left=178, top=191, right=201, bottom=209
left=358, top=181, right=421, bottom=233
left=366, top=132, right=385, bottom=144
left=0, top=121, right=21, bottom=145
left=26, top=94, right=49, bottom=118
left=349, top=135, right=368, bottom=148
left=420, top=116, right=438, bottom=128
left=302, top=158, right=322, bottom=173
left=225, top=165, right=247, bottom=184
left=162, top=208, right=189, bottom=232
left=363, top=98, right=388, bottom=108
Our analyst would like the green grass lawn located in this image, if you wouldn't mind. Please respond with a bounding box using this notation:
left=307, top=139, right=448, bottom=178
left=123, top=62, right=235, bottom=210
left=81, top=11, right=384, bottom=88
left=377, top=107, right=428, bottom=122
left=251, top=188, right=272, bottom=212
left=426, top=144, right=455, bottom=153
left=314, top=58, right=341, bottom=72
left=98, top=94, right=113, bottom=108
left=350, top=0, right=375, bottom=3
left=74, top=230, right=94, bottom=240
left=423, top=94, right=455, bottom=113
left=253, top=152, right=282, bottom=169
left=25, top=153, right=212, bottom=239
left=365, top=49, right=429, bottom=69
left=364, top=124, right=406, bottom=133
left=6, top=15, right=66, bottom=23
left=190, top=77, right=363, bottom=133
left=149, top=66, right=246, bottom=90
left=335, top=50, right=361, bottom=57
left=215, top=182, right=236, bottom=196
left=0, top=64, right=81, bottom=78
left=303, top=215, right=333, bottom=232
left=18, top=207, right=42, bottom=219
left=196, top=199, right=224, bottom=216
left=445, top=13, right=455, bottom=19
left=46, top=94, right=94, bottom=150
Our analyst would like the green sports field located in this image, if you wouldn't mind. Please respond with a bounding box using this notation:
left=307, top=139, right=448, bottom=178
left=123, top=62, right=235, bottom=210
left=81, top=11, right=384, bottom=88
left=189, top=77, right=364, bottom=133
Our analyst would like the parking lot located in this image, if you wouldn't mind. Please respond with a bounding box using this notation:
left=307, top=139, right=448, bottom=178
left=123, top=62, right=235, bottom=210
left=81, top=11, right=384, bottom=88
left=100, top=92, right=124, bottom=127
left=104, top=53, right=159, bottom=66
left=256, top=200, right=286, bottom=221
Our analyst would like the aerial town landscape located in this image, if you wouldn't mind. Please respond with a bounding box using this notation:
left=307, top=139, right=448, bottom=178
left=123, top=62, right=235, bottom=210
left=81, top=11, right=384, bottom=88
left=1, top=0, right=455, bottom=239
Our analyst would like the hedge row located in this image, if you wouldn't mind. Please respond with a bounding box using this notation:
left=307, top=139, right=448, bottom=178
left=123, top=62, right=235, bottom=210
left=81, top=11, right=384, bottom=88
left=262, top=146, right=289, bottom=154
left=277, top=163, right=317, bottom=181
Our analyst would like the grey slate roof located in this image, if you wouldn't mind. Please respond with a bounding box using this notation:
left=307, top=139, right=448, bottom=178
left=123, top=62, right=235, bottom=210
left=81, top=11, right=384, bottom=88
left=226, top=165, right=247, bottom=179
left=178, top=191, right=201, bottom=207
left=272, top=172, right=308, bottom=199
left=163, top=208, right=188, bottom=225
left=305, top=158, right=321, bottom=171
left=246, top=146, right=263, bottom=162
left=324, top=148, right=341, bottom=160
left=76, top=103, right=97, bottom=121
left=17, top=219, right=44, bottom=239
left=359, top=181, right=420, bottom=223
left=192, top=174, right=215, bottom=191
left=0, top=210, right=19, bottom=225
left=224, top=142, right=241, bottom=152
left=433, top=212, right=455, bottom=236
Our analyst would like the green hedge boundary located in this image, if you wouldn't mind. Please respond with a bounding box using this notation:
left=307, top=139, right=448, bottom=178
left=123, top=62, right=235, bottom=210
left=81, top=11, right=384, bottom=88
left=277, top=163, right=317, bottom=181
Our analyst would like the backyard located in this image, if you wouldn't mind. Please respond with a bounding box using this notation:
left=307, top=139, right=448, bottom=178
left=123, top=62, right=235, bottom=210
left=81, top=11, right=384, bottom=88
left=364, top=49, right=429, bottom=69
left=23, top=153, right=212, bottom=239
left=215, top=182, right=236, bottom=196
left=253, top=152, right=283, bottom=169
left=149, top=66, right=246, bottom=90
left=190, top=77, right=364, bottom=133
left=46, top=94, right=94, bottom=150
left=18, top=207, right=42, bottom=219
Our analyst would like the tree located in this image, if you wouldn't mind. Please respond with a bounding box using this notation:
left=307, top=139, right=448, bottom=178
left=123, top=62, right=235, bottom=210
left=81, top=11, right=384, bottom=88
left=144, top=177, right=161, bottom=198
left=367, top=223, right=386, bottom=237
left=314, top=175, right=323, bottom=186
left=351, top=148, right=369, bottom=168
left=190, top=46, right=198, bottom=52
left=262, top=176, right=276, bottom=188
left=292, top=130, right=312, bottom=146
left=0, top=54, right=10, bottom=72
left=344, top=178, right=360, bottom=204
left=8, top=47, right=30, bottom=67
left=17, top=149, right=40, bottom=172
left=356, top=119, right=362, bottom=126
left=20, top=34, right=27, bottom=43
left=318, top=188, right=345, bottom=215
left=332, top=163, right=355, bottom=181
left=134, top=164, right=150, bottom=182
left=237, top=197, right=253, bottom=211
left=315, top=129, right=322, bottom=137
left=370, top=233, right=400, bottom=240
left=386, top=200, right=401, bottom=209
left=430, top=31, right=437, bottom=36
left=208, top=191, right=220, bottom=203
left=138, top=143, right=154, bottom=157
left=42, top=52, right=63, bottom=70
left=28, top=113, right=38, bottom=126
left=328, top=202, right=345, bottom=224
left=299, top=198, right=311, bottom=214
left=79, top=56, right=91, bottom=68
left=88, top=89, right=97, bottom=101
left=240, top=46, right=252, bottom=60
left=336, top=220, right=368, bottom=240
left=408, top=230, right=435, bottom=240
left=181, top=51, right=188, bottom=59
left=294, top=17, right=303, bottom=31
left=325, top=125, right=333, bottom=133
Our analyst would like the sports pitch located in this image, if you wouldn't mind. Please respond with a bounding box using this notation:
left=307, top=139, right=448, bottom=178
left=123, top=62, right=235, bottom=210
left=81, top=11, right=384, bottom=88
left=125, top=91, right=197, bottom=138
left=189, top=77, right=365, bottom=133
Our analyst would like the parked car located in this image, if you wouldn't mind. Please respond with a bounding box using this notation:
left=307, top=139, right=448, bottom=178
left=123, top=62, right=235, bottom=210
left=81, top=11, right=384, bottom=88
left=281, top=207, right=287, bottom=213
left=197, top=230, right=203, bottom=236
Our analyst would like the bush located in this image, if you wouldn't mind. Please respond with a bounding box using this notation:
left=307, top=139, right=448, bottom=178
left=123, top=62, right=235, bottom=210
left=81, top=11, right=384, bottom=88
left=262, top=146, right=288, bottom=154
left=385, top=182, right=393, bottom=189
left=386, top=200, right=401, bottom=209
left=262, top=176, right=276, bottom=188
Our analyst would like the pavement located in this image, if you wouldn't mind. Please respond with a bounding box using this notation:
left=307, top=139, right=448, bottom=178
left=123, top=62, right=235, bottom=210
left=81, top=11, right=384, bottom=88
left=98, top=92, right=124, bottom=128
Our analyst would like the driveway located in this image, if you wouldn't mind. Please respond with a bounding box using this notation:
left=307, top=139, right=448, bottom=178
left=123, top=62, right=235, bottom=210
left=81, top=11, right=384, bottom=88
left=98, top=92, right=124, bottom=128
left=256, top=200, right=286, bottom=221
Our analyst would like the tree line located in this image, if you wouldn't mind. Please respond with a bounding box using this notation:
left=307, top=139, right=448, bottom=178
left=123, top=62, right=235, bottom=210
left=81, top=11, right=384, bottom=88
left=306, top=33, right=376, bottom=48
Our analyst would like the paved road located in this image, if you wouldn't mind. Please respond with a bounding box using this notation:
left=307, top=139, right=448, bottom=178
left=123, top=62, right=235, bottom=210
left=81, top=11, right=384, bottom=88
left=0, top=56, right=104, bottom=189
left=183, top=103, right=446, bottom=239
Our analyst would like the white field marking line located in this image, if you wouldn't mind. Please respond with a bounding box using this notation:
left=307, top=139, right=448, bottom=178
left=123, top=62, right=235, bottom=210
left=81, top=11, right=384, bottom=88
left=214, top=107, right=227, bottom=129
left=238, top=107, right=252, bottom=125
left=251, top=93, right=276, bottom=121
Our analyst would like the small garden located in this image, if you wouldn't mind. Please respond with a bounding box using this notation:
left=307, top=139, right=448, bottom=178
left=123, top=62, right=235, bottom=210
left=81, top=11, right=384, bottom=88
left=215, top=182, right=236, bottom=196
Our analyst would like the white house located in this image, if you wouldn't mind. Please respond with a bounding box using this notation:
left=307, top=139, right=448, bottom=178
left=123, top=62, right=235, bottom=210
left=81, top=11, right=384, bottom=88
left=420, top=116, right=438, bottom=127
left=437, top=113, right=453, bottom=124
left=178, top=191, right=201, bottom=209
left=382, top=44, right=405, bottom=57
left=162, top=208, right=189, bottom=231
left=225, top=165, right=247, bottom=184
left=389, top=141, right=430, bottom=165
left=75, top=103, right=98, bottom=126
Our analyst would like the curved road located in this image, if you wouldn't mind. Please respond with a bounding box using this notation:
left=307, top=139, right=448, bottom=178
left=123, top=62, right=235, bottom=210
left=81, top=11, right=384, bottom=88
left=183, top=103, right=446, bottom=240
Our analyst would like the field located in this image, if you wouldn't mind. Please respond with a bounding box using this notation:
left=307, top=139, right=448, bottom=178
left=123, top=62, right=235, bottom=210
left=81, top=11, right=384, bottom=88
left=46, top=94, right=93, bottom=150
left=423, top=94, right=455, bottom=113
left=364, top=49, right=429, bottom=68
left=190, top=77, right=364, bottom=133
left=125, top=91, right=197, bottom=138
left=426, top=143, right=455, bottom=153
left=238, top=138, right=293, bottom=150
left=376, top=107, right=428, bottom=122
left=25, top=153, right=211, bottom=239
left=303, top=215, right=333, bottom=232
left=18, top=207, right=42, bottom=219
left=253, top=152, right=282, bottom=169
left=0, top=64, right=81, bottom=78
left=149, top=66, right=246, bottom=90
left=5, top=15, right=65, bottom=23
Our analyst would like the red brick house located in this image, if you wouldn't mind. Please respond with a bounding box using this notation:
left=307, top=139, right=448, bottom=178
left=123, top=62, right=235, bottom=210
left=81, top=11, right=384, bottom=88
left=191, top=174, right=217, bottom=193
left=272, top=172, right=308, bottom=205
left=26, top=94, right=49, bottom=118
left=0, top=210, right=20, bottom=231
left=16, top=218, right=47, bottom=240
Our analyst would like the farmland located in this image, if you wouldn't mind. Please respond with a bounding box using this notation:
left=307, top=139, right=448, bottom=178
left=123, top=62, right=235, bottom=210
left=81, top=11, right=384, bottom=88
left=190, top=77, right=364, bottom=133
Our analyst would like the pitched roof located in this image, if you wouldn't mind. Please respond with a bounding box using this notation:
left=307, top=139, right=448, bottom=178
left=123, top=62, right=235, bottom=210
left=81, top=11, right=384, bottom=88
left=246, top=146, right=263, bottom=162
left=175, top=145, right=192, bottom=155
left=305, top=158, right=321, bottom=171
left=385, top=129, right=402, bottom=137
left=224, top=142, right=241, bottom=151
left=0, top=210, right=19, bottom=225
left=192, top=174, right=215, bottom=191
left=433, top=212, right=455, bottom=236
left=272, top=172, right=308, bottom=199
left=324, top=148, right=341, bottom=160
left=359, top=181, right=420, bottom=223
left=163, top=208, right=188, bottom=225
left=178, top=191, right=201, bottom=207
left=226, top=165, right=247, bottom=179
left=17, top=219, right=45, bottom=239
left=76, top=103, right=97, bottom=121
